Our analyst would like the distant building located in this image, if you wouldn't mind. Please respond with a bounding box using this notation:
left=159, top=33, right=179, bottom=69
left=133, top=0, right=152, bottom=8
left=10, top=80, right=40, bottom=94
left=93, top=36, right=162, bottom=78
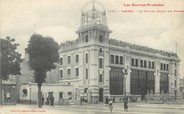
left=1, top=77, right=16, bottom=104
left=18, top=1, right=181, bottom=104
left=179, top=77, right=184, bottom=99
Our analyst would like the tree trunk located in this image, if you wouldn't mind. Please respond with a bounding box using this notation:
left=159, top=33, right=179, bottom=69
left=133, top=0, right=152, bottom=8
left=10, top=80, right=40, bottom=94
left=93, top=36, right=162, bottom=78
left=0, top=77, right=2, bottom=107
left=38, top=85, right=42, bottom=108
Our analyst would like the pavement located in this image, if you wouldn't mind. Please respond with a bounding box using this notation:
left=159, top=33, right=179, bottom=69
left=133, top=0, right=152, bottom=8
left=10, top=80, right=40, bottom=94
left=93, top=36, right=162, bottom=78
left=0, top=102, right=184, bottom=114
left=55, top=102, right=184, bottom=110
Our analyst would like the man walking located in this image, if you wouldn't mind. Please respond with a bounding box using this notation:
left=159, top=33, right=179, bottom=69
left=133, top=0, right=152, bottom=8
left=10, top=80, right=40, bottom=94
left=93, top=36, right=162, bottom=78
left=124, top=97, right=128, bottom=112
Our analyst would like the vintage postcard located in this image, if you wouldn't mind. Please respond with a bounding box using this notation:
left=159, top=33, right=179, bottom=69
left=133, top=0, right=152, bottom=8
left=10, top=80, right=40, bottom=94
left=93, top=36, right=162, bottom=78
left=0, top=0, right=184, bottom=114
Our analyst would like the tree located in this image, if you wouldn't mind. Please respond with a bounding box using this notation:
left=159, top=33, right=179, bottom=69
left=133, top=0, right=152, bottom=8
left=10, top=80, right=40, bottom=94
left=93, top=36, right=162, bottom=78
left=0, top=36, right=22, bottom=105
left=27, top=34, right=59, bottom=108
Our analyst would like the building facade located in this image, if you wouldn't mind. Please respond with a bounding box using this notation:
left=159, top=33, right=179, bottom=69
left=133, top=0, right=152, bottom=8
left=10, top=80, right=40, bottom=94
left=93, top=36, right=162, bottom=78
left=17, top=1, right=181, bottom=104
left=58, top=1, right=180, bottom=103
left=0, top=78, right=16, bottom=104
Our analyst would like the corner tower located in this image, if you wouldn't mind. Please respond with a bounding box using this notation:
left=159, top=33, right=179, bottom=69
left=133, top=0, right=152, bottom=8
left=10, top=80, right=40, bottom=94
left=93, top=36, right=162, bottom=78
left=76, top=0, right=112, bottom=45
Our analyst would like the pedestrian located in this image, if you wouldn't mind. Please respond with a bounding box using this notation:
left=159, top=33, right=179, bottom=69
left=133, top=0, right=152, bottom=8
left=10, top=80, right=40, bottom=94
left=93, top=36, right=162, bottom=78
left=80, top=97, right=83, bottom=105
left=41, top=95, right=45, bottom=105
left=124, top=97, right=128, bottom=112
left=104, top=97, right=108, bottom=107
left=46, top=97, right=49, bottom=105
left=50, top=96, right=54, bottom=106
left=108, top=99, right=113, bottom=113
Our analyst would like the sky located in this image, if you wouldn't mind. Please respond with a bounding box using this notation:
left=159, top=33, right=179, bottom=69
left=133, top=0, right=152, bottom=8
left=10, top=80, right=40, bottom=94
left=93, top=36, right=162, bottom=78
left=0, top=0, right=184, bottom=78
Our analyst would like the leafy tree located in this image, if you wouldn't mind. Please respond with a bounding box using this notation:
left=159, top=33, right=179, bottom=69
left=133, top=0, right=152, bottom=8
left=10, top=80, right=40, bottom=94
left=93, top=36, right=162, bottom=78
left=0, top=36, right=22, bottom=80
left=0, top=36, right=22, bottom=105
left=27, top=34, right=59, bottom=108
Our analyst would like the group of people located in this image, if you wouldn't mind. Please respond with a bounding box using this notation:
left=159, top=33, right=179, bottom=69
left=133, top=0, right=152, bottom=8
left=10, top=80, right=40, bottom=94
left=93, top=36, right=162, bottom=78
left=42, top=95, right=55, bottom=106
left=105, top=97, right=128, bottom=113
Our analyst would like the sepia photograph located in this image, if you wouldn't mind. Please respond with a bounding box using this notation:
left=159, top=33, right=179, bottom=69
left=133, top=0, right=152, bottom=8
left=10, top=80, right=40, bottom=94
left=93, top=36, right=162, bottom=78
left=0, top=0, right=184, bottom=114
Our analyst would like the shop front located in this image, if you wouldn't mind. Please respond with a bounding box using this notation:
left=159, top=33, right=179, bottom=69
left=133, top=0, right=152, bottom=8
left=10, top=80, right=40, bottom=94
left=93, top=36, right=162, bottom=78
left=1, top=84, right=16, bottom=104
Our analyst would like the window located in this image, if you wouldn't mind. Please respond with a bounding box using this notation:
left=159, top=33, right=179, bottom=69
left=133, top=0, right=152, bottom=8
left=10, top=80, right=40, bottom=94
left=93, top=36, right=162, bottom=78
left=48, top=92, right=53, bottom=97
left=59, top=92, right=63, bottom=99
left=67, top=69, right=71, bottom=76
left=149, top=61, right=151, bottom=68
left=68, top=92, right=72, bottom=100
left=22, top=89, right=27, bottom=96
left=166, top=64, right=169, bottom=71
left=86, top=69, right=88, bottom=79
left=76, top=54, right=79, bottom=63
left=99, top=48, right=103, bottom=53
left=68, top=56, right=70, bottom=64
left=86, top=53, right=88, bottom=63
left=115, top=55, right=119, bottom=64
left=175, top=69, right=177, bottom=76
left=111, top=55, right=114, bottom=64
left=175, top=80, right=177, bottom=86
left=161, top=63, right=163, bottom=70
left=85, top=35, right=88, bottom=42
left=135, top=59, right=138, bottom=67
left=84, top=88, right=88, bottom=93
left=144, top=60, right=147, bottom=68
left=110, top=67, right=124, bottom=95
left=99, top=74, right=103, bottom=82
left=132, top=58, right=138, bottom=67
left=160, top=73, right=169, bottom=93
left=60, top=57, right=63, bottom=65
left=68, top=92, right=72, bottom=95
left=76, top=68, right=79, bottom=76
left=164, top=64, right=166, bottom=70
left=131, top=58, right=134, bottom=66
left=99, top=58, right=103, bottom=68
left=131, top=70, right=155, bottom=95
left=152, top=62, right=155, bottom=69
left=140, top=60, right=143, bottom=67
left=60, top=70, right=63, bottom=78
left=120, top=56, right=123, bottom=65
left=99, top=35, right=103, bottom=42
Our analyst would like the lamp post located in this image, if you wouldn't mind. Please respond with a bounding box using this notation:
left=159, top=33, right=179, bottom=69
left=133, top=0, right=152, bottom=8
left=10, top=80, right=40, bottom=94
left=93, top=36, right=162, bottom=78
left=122, top=67, right=128, bottom=98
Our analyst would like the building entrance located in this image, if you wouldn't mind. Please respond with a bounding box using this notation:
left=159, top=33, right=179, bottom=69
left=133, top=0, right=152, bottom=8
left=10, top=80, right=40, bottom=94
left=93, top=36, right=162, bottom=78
left=99, top=88, right=103, bottom=102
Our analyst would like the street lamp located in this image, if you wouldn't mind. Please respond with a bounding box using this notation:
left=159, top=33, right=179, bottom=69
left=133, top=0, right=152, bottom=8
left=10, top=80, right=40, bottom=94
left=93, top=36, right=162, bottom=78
left=122, top=66, right=128, bottom=98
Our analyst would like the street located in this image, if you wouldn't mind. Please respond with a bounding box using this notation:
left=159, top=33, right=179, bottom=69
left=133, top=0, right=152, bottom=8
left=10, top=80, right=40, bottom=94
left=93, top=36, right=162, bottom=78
left=0, top=102, right=184, bottom=114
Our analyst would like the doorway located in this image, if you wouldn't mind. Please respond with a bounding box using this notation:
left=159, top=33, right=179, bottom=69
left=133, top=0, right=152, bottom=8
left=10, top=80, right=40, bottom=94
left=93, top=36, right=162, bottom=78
left=99, top=88, right=103, bottom=102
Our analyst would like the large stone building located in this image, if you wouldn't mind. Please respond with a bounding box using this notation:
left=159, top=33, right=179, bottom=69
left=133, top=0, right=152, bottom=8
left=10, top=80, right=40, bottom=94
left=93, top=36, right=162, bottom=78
left=18, top=1, right=181, bottom=104
left=57, top=1, right=180, bottom=103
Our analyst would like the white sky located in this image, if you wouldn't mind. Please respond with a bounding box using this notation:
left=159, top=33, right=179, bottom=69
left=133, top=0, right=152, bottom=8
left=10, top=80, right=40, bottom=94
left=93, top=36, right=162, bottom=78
left=1, top=0, right=184, bottom=78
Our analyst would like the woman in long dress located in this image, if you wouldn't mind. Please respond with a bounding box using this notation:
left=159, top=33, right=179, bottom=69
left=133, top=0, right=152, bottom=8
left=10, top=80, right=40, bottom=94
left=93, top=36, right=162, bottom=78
left=108, top=100, right=113, bottom=113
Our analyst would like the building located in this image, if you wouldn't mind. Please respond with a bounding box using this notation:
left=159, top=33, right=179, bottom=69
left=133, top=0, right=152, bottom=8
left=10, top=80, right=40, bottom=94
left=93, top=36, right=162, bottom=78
left=18, top=1, right=181, bottom=104
left=58, top=1, right=180, bottom=103
left=0, top=77, right=16, bottom=105
left=179, top=77, right=184, bottom=100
